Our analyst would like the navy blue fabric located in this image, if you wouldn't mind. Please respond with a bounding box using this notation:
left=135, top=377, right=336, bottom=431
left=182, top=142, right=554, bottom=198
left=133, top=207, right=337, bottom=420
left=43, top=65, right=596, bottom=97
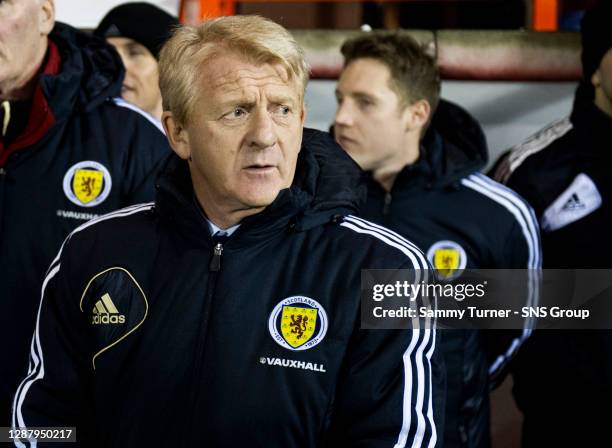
left=0, top=23, right=171, bottom=425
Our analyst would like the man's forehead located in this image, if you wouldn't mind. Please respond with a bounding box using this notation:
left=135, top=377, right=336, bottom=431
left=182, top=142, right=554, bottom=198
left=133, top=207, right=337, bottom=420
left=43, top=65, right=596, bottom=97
left=341, top=58, right=391, bottom=86
left=27, top=0, right=48, bottom=9
left=338, top=58, right=400, bottom=98
left=107, top=36, right=140, bottom=48
left=202, top=54, right=297, bottom=95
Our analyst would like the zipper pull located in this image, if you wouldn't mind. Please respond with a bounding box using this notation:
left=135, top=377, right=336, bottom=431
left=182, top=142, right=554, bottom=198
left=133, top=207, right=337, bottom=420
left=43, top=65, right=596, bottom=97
left=209, top=242, right=224, bottom=272
left=383, top=192, right=392, bottom=216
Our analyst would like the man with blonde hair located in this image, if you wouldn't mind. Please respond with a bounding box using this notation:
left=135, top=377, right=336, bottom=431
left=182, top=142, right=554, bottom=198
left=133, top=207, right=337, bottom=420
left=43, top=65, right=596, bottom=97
left=13, top=16, right=438, bottom=447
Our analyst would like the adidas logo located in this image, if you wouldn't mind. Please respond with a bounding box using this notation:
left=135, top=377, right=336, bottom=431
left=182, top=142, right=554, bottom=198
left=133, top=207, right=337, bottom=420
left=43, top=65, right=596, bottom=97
left=92, top=293, right=125, bottom=325
left=562, top=193, right=585, bottom=211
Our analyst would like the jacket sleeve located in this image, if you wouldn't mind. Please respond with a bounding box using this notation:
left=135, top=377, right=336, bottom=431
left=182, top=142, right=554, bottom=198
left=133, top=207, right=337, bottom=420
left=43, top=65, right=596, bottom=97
left=11, top=240, right=92, bottom=447
left=114, top=99, right=172, bottom=206
left=324, top=267, right=440, bottom=448
left=484, top=186, right=542, bottom=387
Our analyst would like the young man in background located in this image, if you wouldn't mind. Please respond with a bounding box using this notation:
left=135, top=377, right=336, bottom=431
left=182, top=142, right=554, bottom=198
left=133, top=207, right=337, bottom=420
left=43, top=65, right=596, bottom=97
left=334, top=31, right=541, bottom=448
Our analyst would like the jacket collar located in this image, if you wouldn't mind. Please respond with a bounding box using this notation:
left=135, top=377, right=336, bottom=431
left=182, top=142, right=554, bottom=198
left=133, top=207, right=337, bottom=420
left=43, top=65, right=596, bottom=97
left=155, top=128, right=363, bottom=249
left=365, top=99, right=488, bottom=195
left=43, top=22, right=124, bottom=120
left=0, top=40, right=61, bottom=166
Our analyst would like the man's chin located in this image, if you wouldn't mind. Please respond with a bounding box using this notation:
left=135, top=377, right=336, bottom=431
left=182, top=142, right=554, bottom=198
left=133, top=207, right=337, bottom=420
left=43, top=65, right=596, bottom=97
left=239, top=189, right=284, bottom=210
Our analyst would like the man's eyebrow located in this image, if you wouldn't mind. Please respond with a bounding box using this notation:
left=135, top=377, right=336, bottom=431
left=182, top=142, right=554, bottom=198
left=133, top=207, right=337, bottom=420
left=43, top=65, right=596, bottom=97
left=216, top=98, right=256, bottom=109
left=354, top=92, right=377, bottom=101
left=126, top=41, right=146, bottom=52
left=336, top=89, right=378, bottom=101
left=267, top=94, right=298, bottom=106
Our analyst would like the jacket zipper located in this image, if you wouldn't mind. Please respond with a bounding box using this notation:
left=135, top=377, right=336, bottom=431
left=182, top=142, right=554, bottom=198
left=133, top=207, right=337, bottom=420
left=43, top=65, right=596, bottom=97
left=209, top=242, right=223, bottom=271
left=383, top=191, right=392, bottom=221
left=187, top=240, right=224, bottom=444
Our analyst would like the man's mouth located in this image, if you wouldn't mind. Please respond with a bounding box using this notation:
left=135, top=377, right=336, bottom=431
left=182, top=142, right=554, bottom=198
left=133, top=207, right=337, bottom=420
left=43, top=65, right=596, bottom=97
left=243, top=164, right=277, bottom=174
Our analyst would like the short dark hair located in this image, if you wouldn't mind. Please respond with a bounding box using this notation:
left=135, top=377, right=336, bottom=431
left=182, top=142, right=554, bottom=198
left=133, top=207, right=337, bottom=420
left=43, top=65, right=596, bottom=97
left=340, top=31, right=441, bottom=115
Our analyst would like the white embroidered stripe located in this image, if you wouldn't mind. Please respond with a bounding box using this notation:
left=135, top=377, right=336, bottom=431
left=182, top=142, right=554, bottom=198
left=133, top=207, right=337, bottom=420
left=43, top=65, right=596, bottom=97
left=474, top=173, right=541, bottom=267
left=488, top=268, right=541, bottom=375
left=112, top=97, right=165, bottom=134
left=395, top=329, right=435, bottom=448
left=470, top=172, right=541, bottom=335
left=342, top=217, right=436, bottom=314
left=474, top=173, right=541, bottom=241
left=11, top=263, right=60, bottom=448
left=391, top=330, right=422, bottom=448
left=343, top=216, right=429, bottom=270
left=339, top=221, right=424, bottom=286
left=462, top=175, right=540, bottom=268
left=408, top=329, right=435, bottom=448
left=339, top=219, right=435, bottom=448
left=472, top=173, right=541, bottom=345
left=507, top=117, right=572, bottom=177
left=424, top=328, right=438, bottom=448
left=461, top=175, right=541, bottom=376
left=19, top=203, right=153, bottom=402
left=345, top=215, right=425, bottom=256
left=12, top=204, right=154, bottom=447
left=46, top=202, right=151, bottom=274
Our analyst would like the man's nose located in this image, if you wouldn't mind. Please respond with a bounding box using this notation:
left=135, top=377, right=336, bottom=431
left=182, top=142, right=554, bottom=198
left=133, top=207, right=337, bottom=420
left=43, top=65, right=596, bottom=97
left=334, top=101, right=353, bottom=127
left=118, top=54, right=135, bottom=77
left=247, top=108, right=277, bottom=149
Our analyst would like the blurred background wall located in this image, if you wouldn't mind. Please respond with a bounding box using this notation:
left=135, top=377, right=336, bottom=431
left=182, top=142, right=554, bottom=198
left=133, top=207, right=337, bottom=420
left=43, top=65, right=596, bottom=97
left=55, top=0, right=587, bottom=168
left=55, top=0, right=180, bottom=28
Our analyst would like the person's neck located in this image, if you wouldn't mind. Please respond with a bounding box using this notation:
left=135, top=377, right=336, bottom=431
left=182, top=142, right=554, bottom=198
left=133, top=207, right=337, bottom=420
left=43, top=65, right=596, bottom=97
left=194, top=189, right=264, bottom=230
left=150, top=99, right=163, bottom=122
left=372, top=136, right=420, bottom=192
left=0, top=39, right=48, bottom=102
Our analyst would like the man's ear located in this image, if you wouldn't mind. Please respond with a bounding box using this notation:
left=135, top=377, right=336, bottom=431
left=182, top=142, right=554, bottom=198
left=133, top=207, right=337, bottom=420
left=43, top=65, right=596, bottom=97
left=592, top=68, right=602, bottom=89
left=300, top=104, right=306, bottom=126
left=162, top=111, right=191, bottom=161
left=403, top=99, right=431, bottom=132
left=40, top=0, right=55, bottom=36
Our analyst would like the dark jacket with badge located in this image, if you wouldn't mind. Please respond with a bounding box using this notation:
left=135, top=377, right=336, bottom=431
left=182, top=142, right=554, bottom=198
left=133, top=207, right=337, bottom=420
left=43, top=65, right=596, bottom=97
left=12, top=129, right=438, bottom=448
left=357, top=100, right=541, bottom=448
left=492, top=83, right=612, bottom=447
left=0, top=23, right=170, bottom=425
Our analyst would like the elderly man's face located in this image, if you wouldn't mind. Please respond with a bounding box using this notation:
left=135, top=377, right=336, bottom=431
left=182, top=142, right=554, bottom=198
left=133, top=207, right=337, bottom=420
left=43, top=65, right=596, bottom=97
left=0, top=0, right=54, bottom=99
left=169, top=52, right=305, bottom=214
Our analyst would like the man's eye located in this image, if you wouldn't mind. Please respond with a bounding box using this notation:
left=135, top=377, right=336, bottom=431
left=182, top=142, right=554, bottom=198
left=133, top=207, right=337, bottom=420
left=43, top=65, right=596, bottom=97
left=274, top=105, right=291, bottom=116
left=127, top=46, right=147, bottom=58
left=224, top=108, right=247, bottom=119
